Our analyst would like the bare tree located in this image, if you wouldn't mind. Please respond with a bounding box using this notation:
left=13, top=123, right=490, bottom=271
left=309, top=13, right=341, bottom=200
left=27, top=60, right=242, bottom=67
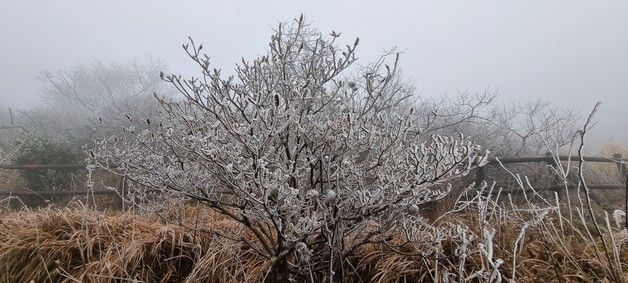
left=93, top=16, right=487, bottom=282
left=0, top=108, right=25, bottom=152
left=36, top=58, right=173, bottom=145
left=415, top=91, right=578, bottom=157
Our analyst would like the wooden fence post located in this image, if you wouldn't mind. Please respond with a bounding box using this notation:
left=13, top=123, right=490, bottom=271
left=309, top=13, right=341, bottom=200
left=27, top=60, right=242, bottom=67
left=613, top=154, right=627, bottom=177
left=616, top=153, right=628, bottom=229
left=117, top=174, right=128, bottom=211
left=545, top=152, right=562, bottom=201
left=625, top=173, right=628, bottom=229
left=475, top=166, right=485, bottom=189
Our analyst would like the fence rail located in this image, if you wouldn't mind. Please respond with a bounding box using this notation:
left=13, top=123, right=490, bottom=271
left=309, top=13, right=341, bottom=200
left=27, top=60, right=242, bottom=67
left=0, top=164, right=86, bottom=170
left=478, top=153, right=628, bottom=197
left=1, top=152, right=627, bottom=198
left=0, top=189, right=116, bottom=196
left=490, top=155, right=627, bottom=165
left=0, top=163, right=111, bottom=200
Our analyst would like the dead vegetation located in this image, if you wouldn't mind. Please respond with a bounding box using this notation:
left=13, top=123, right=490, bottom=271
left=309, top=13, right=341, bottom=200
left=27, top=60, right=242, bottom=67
left=0, top=194, right=626, bottom=282
left=0, top=204, right=268, bottom=282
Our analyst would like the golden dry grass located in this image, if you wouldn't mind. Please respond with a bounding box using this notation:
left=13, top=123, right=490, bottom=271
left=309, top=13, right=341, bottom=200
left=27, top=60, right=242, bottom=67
left=0, top=205, right=269, bottom=282
left=0, top=204, right=626, bottom=282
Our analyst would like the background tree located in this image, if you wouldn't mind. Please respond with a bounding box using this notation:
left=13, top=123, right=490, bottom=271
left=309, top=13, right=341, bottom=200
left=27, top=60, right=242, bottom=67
left=414, top=91, right=578, bottom=157
left=35, top=58, right=173, bottom=146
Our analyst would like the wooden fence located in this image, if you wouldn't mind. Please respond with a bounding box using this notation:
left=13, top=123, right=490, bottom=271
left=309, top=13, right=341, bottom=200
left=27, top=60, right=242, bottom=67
left=0, top=164, right=124, bottom=202
left=1, top=153, right=627, bottom=198
left=475, top=153, right=628, bottom=196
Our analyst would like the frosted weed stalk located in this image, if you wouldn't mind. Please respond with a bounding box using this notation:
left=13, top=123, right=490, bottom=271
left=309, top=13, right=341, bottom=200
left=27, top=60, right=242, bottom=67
left=373, top=104, right=627, bottom=282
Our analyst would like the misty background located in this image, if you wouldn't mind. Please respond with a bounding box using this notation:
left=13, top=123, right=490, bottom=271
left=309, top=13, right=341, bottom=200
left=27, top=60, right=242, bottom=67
left=1, top=0, right=626, bottom=147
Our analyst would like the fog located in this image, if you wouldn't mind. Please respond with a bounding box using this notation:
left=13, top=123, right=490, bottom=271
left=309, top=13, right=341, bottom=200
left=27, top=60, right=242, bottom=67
left=1, top=0, right=626, bottom=146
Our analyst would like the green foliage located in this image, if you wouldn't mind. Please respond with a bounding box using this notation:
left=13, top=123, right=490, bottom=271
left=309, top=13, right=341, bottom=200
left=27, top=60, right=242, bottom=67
left=12, top=134, right=83, bottom=191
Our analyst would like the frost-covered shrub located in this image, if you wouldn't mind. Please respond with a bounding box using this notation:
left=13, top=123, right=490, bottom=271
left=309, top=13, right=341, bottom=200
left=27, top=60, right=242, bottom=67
left=93, top=16, right=488, bottom=281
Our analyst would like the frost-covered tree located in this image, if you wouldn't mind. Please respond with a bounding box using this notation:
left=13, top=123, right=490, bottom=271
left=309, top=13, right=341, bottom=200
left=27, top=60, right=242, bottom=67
left=414, top=92, right=578, bottom=157
left=0, top=108, right=22, bottom=150
left=37, top=59, right=173, bottom=146
left=93, top=16, right=488, bottom=282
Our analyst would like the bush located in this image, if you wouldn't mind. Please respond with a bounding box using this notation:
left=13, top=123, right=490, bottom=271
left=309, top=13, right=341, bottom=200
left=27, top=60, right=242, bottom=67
left=94, top=16, right=488, bottom=282
left=13, top=134, right=83, bottom=191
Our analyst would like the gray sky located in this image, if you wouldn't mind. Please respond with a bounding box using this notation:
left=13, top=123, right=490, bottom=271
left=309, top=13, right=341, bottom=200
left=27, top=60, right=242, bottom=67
left=1, top=0, right=626, bottom=146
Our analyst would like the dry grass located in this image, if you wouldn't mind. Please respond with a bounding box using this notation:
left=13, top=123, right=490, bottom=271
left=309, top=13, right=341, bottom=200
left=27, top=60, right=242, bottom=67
left=0, top=205, right=269, bottom=282
left=348, top=210, right=628, bottom=282
left=0, top=201, right=626, bottom=282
